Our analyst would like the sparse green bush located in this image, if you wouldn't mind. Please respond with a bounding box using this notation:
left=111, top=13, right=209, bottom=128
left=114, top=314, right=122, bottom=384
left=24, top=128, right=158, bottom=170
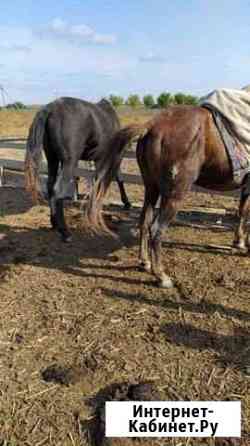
left=143, top=95, right=155, bottom=108
left=157, top=92, right=173, bottom=108
left=173, top=93, right=199, bottom=105
left=173, top=93, right=187, bottom=105
left=109, top=95, right=124, bottom=108
left=126, top=94, right=141, bottom=108
left=182, top=94, right=199, bottom=105
left=5, top=102, right=27, bottom=110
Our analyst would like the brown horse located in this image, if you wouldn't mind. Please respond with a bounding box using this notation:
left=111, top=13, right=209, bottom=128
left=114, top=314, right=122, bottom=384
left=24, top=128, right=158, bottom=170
left=86, top=106, right=250, bottom=287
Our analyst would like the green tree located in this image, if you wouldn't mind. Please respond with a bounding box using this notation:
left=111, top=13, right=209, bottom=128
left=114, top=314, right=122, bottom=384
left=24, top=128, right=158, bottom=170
left=6, top=101, right=27, bottom=110
left=173, top=93, right=199, bottom=105
left=183, top=94, right=199, bottom=105
left=157, top=92, right=172, bottom=108
left=126, top=94, right=141, bottom=108
left=143, top=94, right=155, bottom=108
left=109, top=95, right=124, bottom=108
left=173, top=92, right=187, bottom=105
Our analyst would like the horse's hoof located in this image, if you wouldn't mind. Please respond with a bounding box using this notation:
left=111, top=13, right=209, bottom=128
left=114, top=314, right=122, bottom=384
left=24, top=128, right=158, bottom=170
left=61, top=233, right=72, bottom=243
left=50, top=219, right=58, bottom=230
left=157, top=276, right=174, bottom=289
left=244, top=365, right=250, bottom=377
left=139, top=261, right=151, bottom=272
left=232, top=241, right=248, bottom=252
left=63, top=236, right=72, bottom=243
left=123, top=202, right=132, bottom=211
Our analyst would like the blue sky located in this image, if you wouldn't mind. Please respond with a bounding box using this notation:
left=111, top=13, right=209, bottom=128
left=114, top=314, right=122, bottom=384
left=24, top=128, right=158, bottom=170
left=0, top=0, right=250, bottom=104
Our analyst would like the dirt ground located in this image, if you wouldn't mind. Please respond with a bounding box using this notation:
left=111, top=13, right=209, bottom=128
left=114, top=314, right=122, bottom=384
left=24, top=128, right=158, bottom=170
left=0, top=168, right=249, bottom=446
left=0, top=110, right=250, bottom=445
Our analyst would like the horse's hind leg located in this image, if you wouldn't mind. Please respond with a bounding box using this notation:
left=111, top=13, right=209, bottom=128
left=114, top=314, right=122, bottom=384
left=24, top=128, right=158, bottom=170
left=149, top=159, right=201, bottom=287
left=47, top=161, right=60, bottom=229
left=233, top=173, right=250, bottom=251
left=44, top=146, right=60, bottom=230
left=116, top=168, right=131, bottom=210
left=149, top=196, right=179, bottom=288
left=139, top=186, right=159, bottom=272
left=51, top=159, right=76, bottom=242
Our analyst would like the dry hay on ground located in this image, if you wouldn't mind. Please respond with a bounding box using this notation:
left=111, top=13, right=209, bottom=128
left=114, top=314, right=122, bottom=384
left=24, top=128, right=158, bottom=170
left=0, top=110, right=36, bottom=138
left=0, top=170, right=249, bottom=446
left=0, top=107, right=249, bottom=445
left=0, top=108, right=152, bottom=139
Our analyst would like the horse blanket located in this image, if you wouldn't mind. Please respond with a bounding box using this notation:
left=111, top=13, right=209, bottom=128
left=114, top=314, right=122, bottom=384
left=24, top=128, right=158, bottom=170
left=200, top=88, right=250, bottom=185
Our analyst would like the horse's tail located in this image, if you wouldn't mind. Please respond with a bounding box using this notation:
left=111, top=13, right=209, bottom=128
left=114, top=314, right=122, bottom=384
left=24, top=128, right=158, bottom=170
left=85, top=124, right=149, bottom=233
left=24, top=105, right=50, bottom=202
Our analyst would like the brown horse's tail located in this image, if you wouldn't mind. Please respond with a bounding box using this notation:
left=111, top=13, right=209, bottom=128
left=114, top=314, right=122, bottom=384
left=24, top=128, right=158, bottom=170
left=24, top=105, right=50, bottom=202
left=86, top=124, right=148, bottom=233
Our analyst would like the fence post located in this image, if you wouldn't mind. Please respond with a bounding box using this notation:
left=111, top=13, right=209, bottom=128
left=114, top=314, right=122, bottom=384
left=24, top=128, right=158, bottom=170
left=0, top=165, right=4, bottom=186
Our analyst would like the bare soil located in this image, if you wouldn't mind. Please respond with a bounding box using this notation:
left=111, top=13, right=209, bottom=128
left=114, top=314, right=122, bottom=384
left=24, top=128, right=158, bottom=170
left=0, top=168, right=249, bottom=446
left=0, top=109, right=249, bottom=445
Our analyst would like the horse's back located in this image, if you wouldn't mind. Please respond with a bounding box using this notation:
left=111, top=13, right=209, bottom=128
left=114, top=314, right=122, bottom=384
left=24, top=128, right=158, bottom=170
left=139, top=106, right=207, bottom=165
left=138, top=105, right=232, bottom=191
left=45, top=97, right=119, bottom=157
left=153, top=106, right=206, bottom=138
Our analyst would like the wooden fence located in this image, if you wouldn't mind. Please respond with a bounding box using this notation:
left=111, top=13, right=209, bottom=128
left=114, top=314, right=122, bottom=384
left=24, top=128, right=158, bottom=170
left=0, top=137, right=142, bottom=187
left=0, top=137, right=240, bottom=198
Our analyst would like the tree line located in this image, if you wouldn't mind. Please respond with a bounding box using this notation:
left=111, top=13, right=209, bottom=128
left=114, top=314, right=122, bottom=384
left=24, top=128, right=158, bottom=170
left=109, top=92, right=199, bottom=108
left=0, top=101, right=28, bottom=110
left=0, top=93, right=199, bottom=110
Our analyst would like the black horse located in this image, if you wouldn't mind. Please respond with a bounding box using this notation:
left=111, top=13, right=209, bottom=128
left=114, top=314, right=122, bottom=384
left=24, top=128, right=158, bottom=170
left=25, top=97, right=131, bottom=241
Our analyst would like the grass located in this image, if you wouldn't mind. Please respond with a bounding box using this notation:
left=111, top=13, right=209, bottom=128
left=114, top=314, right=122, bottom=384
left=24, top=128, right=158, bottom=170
left=0, top=108, right=154, bottom=139
left=0, top=109, right=36, bottom=138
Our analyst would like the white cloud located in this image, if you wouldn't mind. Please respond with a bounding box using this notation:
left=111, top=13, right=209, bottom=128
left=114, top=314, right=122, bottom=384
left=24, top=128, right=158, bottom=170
left=139, top=52, right=166, bottom=63
left=34, top=17, right=116, bottom=46
left=0, top=43, right=31, bottom=53
left=0, top=22, right=132, bottom=103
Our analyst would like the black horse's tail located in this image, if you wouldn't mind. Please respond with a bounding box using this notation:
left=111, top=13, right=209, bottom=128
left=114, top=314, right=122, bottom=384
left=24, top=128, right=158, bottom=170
left=25, top=105, right=50, bottom=202
left=85, top=124, right=149, bottom=233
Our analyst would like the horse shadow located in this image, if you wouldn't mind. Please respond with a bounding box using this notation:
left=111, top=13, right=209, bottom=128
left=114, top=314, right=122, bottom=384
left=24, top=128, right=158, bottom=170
left=1, top=193, right=249, bottom=319
left=0, top=211, right=138, bottom=278
left=160, top=322, right=250, bottom=372
left=1, top=199, right=250, bottom=302
left=100, top=287, right=250, bottom=322
left=0, top=187, right=33, bottom=216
